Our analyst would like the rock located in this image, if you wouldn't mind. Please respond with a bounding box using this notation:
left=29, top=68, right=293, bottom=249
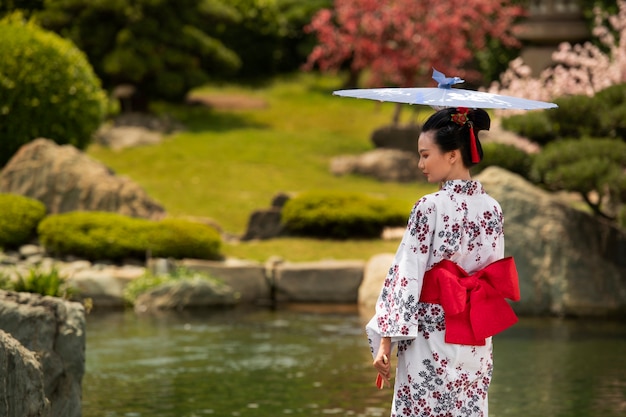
left=0, top=138, right=166, bottom=220
left=242, top=193, right=292, bottom=240
left=371, top=124, right=421, bottom=152
left=271, top=192, right=291, bottom=208
left=476, top=167, right=626, bottom=317
left=19, top=244, right=45, bottom=258
left=241, top=208, right=283, bottom=240
left=0, top=330, right=50, bottom=417
left=358, top=253, right=395, bottom=317
left=134, top=278, right=239, bottom=313
left=0, top=291, right=85, bottom=417
left=274, top=260, right=365, bottom=303
left=357, top=168, right=626, bottom=319
left=66, top=265, right=146, bottom=309
left=180, top=258, right=269, bottom=304
left=330, top=148, right=422, bottom=182
left=95, top=125, right=163, bottom=151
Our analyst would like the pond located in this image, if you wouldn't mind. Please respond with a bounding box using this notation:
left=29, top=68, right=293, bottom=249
left=82, top=306, right=626, bottom=417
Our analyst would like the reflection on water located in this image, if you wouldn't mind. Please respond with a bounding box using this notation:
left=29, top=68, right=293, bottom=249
left=83, top=307, right=626, bottom=417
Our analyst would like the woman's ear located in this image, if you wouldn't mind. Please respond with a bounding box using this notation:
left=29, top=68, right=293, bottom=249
left=448, top=150, right=458, bottom=164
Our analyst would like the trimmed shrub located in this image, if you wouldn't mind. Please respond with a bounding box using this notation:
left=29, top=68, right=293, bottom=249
left=531, top=138, right=626, bottom=219
left=594, top=83, right=626, bottom=138
left=0, top=193, right=47, bottom=249
left=144, top=218, right=222, bottom=260
left=473, top=142, right=534, bottom=180
left=37, top=212, right=222, bottom=261
left=0, top=13, right=107, bottom=167
left=551, top=94, right=602, bottom=138
left=282, top=190, right=408, bottom=239
left=501, top=83, right=626, bottom=144
left=500, top=111, right=556, bottom=145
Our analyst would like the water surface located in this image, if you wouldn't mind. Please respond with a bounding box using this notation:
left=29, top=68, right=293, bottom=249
left=83, top=307, right=626, bottom=417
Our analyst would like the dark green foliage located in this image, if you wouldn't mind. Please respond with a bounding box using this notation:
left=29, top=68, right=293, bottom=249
left=211, top=0, right=331, bottom=79
left=594, top=83, right=626, bottom=138
left=501, top=84, right=626, bottom=144
left=0, top=13, right=108, bottom=166
left=619, top=206, right=626, bottom=230
left=551, top=94, right=602, bottom=138
left=282, top=191, right=408, bottom=239
left=37, top=212, right=222, bottom=261
left=0, top=0, right=44, bottom=16
left=500, top=111, right=556, bottom=145
left=35, top=0, right=242, bottom=107
left=532, top=138, right=626, bottom=219
left=473, top=142, right=535, bottom=180
left=0, top=193, right=47, bottom=249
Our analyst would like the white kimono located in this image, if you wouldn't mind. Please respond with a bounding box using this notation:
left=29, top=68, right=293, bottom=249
left=367, top=179, right=505, bottom=417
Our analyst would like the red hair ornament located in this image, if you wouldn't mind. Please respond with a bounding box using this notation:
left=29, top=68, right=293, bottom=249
left=451, top=107, right=480, bottom=164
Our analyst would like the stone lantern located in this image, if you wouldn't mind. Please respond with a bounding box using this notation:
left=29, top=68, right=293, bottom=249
left=514, top=0, right=590, bottom=75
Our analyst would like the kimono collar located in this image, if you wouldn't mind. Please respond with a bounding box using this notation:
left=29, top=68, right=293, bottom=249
left=440, top=180, right=484, bottom=196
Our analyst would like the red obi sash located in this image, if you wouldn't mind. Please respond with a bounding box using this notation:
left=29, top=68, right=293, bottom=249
left=418, top=257, right=520, bottom=346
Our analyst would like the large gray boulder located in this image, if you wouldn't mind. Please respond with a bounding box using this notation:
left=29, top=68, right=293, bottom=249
left=357, top=168, right=626, bottom=318
left=0, top=291, right=85, bottom=417
left=274, top=260, right=365, bottom=303
left=134, top=278, right=240, bottom=313
left=330, top=148, right=422, bottom=182
left=358, top=253, right=394, bottom=317
left=0, top=330, right=50, bottom=417
left=180, top=258, right=269, bottom=304
left=371, top=124, right=421, bottom=152
left=476, top=167, right=626, bottom=317
left=0, top=138, right=165, bottom=220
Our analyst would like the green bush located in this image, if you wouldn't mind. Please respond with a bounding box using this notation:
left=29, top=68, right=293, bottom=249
left=594, top=83, right=626, bottom=138
left=501, top=83, right=626, bottom=144
left=532, top=138, right=626, bottom=219
left=500, top=111, right=556, bottom=145
left=35, top=0, right=241, bottom=108
left=0, top=193, right=47, bottom=249
left=551, top=94, right=602, bottom=138
left=144, top=218, right=222, bottom=260
left=282, top=191, right=408, bottom=239
left=37, top=212, right=222, bottom=261
left=0, top=270, right=11, bottom=290
left=11, top=266, right=75, bottom=298
left=0, top=13, right=107, bottom=167
left=473, top=142, right=534, bottom=180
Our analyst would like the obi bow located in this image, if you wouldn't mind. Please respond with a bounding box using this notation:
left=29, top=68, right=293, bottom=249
left=419, top=257, right=520, bottom=345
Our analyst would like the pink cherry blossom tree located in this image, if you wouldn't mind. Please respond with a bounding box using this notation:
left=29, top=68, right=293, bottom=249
left=303, top=0, right=525, bottom=89
left=488, top=0, right=626, bottom=107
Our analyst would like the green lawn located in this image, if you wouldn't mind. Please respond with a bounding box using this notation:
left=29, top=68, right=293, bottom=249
left=87, top=73, right=436, bottom=262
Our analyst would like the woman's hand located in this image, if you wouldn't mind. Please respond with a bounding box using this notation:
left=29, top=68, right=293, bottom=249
left=373, top=337, right=392, bottom=388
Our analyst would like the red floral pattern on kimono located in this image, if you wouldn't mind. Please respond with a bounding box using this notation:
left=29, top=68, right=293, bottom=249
left=366, top=180, right=505, bottom=417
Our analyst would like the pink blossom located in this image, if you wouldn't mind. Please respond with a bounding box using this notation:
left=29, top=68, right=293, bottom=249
left=488, top=0, right=626, bottom=114
left=304, top=0, right=524, bottom=87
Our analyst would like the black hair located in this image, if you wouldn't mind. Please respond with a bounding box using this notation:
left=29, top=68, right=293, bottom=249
left=421, top=107, right=490, bottom=167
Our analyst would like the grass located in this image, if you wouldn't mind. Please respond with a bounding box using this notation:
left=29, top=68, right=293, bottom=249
left=87, top=73, right=436, bottom=262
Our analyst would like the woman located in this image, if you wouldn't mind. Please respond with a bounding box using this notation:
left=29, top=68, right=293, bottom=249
left=366, top=107, right=520, bottom=417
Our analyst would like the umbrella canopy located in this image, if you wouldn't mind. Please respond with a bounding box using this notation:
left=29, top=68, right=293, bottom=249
left=333, top=69, right=558, bottom=110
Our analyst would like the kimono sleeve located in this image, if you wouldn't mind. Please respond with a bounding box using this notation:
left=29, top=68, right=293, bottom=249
left=366, top=197, right=437, bottom=357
